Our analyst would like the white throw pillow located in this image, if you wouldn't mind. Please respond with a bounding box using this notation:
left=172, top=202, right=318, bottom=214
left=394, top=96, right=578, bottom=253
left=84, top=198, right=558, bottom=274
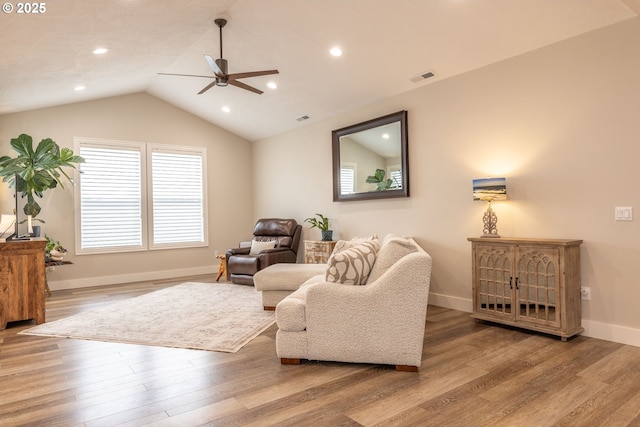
left=325, top=240, right=380, bottom=285
left=367, top=237, right=418, bottom=283
left=249, top=239, right=276, bottom=255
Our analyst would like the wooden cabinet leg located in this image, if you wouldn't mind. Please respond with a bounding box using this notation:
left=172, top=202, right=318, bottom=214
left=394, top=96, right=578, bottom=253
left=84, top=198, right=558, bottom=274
left=45, top=274, right=51, bottom=296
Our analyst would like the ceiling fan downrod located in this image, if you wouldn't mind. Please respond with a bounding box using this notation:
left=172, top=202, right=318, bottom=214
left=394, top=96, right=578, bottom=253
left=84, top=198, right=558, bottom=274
left=213, top=18, right=228, bottom=86
left=214, top=18, right=227, bottom=59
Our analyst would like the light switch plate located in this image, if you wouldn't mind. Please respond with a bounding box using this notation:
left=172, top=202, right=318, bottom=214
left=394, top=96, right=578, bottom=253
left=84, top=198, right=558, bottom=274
left=615, top=207, right=633, bottom=221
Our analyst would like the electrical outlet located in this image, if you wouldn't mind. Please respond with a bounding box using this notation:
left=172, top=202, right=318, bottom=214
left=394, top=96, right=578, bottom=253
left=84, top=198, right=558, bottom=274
left=580, top=286, right=591, bottom=300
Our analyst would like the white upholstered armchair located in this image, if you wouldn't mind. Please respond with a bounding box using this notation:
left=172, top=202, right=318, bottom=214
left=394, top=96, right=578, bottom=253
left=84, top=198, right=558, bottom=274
left=275, top=235, right=432, bottom=371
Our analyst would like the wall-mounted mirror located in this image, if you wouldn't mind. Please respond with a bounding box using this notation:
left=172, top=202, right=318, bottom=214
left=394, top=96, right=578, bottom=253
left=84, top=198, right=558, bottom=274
left=332, top=110, right=409, bottom=201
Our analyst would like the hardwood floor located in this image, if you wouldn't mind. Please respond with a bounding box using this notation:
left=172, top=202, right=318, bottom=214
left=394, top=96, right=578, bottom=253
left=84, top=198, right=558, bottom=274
left=1, top=275, right=640, bottom=426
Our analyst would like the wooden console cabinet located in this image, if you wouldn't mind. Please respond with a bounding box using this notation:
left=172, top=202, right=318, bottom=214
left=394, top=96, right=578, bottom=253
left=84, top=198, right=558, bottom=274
left=0, top=239, right=47, bottom=329
left=468, top=237, right=583, bottom=341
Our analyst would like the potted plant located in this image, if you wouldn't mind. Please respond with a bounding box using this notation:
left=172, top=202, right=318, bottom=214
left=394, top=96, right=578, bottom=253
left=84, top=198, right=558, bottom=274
left=304, top=213, right=333, bottom=241
left=45, top=234, right=67, bottom=261
left=0, top=133, right=84, bottom=220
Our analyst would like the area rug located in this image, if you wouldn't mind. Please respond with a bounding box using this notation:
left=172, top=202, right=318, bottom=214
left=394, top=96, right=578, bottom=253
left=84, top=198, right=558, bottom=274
left=20, top=282, right=275, bottom=353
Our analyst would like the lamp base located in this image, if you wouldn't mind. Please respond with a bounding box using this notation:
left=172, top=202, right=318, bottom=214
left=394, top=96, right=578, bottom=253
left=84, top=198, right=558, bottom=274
left=480, top=202, right=500, bottom=238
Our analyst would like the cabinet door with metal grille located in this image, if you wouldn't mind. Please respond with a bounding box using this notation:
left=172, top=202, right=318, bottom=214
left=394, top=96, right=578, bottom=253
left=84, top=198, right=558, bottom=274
left=514, top=246, right=560, bottom=329
left=473, top=244, right=514, bottom=320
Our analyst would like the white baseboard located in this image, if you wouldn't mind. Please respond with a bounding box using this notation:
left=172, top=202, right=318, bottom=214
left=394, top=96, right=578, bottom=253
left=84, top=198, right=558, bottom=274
left=428, top=292, right=640, bottom=348
left=47, top=265, right=217, bottom=291
left=581, top=319, right=640, bottom=348
left=428, top=292, right=473, bottom=313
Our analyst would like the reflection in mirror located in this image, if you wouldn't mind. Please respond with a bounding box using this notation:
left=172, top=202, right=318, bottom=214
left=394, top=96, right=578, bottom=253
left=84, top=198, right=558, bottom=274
left=332, top=111, right=408, bottom=201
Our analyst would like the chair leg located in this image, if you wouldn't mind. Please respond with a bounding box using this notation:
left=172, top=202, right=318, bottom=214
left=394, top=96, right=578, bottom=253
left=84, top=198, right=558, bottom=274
left=395, top=365, right=418, bottom=372
left=281, top=358, right=301, bottom=365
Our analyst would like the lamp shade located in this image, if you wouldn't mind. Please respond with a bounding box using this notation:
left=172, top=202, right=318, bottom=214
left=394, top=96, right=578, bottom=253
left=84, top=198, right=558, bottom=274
left=0, top=214, right=16, bottom=235
left=473, top=177, right=507, bottom=202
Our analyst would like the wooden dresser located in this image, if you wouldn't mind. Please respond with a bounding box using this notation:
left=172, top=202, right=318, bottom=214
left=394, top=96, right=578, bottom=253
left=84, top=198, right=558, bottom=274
left=0, top=238, right=47, bottom=329
left=468, top=237, right=583, bottom=341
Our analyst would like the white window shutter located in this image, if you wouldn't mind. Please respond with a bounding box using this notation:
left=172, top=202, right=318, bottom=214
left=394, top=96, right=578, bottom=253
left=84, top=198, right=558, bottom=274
left=150, top=148, right=206, bottom=247
left=77, top=143, right=145, bottom=252
left=75, top=138, right=208, bottom=254
left=340, top=164, right=356, bottom=194
left=389, top=168, right=402, bottom=189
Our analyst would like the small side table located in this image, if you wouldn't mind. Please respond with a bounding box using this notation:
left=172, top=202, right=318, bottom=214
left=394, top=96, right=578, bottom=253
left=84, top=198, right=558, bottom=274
left=304, top=240, right=337, bottom=264
left=44, top=260, right=73, bottom=296
left=215, top=254, right=228, bottom=282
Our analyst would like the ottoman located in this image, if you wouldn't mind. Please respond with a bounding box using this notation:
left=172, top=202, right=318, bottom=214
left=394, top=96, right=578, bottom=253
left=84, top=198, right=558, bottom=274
left=253, top=263, right=327, bottom=310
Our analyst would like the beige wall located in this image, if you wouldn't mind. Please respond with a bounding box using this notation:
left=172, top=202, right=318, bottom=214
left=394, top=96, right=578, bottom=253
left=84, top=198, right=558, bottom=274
left=0, top=93, right=254, bottom=289
left=1, top=18, right=638, bottom=346
left=253, top=18, right=640, bottom=345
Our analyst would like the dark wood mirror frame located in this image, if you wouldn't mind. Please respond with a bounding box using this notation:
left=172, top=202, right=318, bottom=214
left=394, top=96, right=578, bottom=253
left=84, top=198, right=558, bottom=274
left=332, top=110, right=409, bottom=201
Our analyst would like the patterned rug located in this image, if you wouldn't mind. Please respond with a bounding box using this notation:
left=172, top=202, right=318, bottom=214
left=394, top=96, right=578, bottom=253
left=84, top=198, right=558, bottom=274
left=20, top=282, right=274, bottom=353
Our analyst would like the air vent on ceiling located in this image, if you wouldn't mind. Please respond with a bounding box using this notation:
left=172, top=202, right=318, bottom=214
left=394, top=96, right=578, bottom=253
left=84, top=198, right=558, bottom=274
left=296, top=115, right=310, bottom=122
left=410, top=71, right=436, bottom=83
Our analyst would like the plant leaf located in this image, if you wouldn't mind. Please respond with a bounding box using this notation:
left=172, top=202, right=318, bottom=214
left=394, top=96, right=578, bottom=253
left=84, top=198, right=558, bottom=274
left=24, top=193, right=41, bottom=217
left=60, top=147, right=85, bottom=164
left=10, top=134, right=34, bottom=158
left=32, top=170, right=58, bottom=191
left=34, top=138, right=59, bottom=160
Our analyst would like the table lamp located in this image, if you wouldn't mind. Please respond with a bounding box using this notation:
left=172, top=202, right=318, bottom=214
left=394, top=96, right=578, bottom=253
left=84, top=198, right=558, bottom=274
left=473, top=177, right=507, bottom=238
left=1, top=214, right=16, bottom=237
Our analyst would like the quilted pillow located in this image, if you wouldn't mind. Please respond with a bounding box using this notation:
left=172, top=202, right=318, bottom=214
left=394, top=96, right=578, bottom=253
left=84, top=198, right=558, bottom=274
left=325, top=240, right=380, bottom=285
left=249, top=239, right=276, bottom=255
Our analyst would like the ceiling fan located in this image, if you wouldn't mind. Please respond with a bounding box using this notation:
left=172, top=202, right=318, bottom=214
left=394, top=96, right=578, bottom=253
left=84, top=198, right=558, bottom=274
left=158, top=18, right=278, bottom=95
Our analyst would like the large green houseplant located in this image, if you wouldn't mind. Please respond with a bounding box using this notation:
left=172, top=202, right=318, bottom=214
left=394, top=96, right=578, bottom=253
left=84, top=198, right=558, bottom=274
left=366, top=168, right=397, bottom=191
left=0, top=133, right=84, bottom=219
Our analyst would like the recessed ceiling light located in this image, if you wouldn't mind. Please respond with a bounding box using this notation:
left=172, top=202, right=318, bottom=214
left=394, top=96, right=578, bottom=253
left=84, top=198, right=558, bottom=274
left=92, top=47, right=108, bottom=55
left=329, top=47, right=342, bottom=57
left=267, top=81, right=277, bottom=89
left=382, top=133, right=390, bottom=139
left=74, top=85, right=86, bottom=91
left=222, top=106, right=231, bottom=113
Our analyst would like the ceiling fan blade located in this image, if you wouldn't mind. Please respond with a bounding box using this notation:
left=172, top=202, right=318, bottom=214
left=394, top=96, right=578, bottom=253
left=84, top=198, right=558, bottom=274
left=228, top=79, right=263, bottom=95
left=197, top=80, right=218, bottom=95
left=204, top=54, right=224, bottom=77
left=227, top=69, right=279, bottom=80
left=158, top=72, right=214, bottom=78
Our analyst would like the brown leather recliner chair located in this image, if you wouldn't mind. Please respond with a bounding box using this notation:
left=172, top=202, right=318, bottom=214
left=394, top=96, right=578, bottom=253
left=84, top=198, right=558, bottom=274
left=226, top=218, right=302, bottom=286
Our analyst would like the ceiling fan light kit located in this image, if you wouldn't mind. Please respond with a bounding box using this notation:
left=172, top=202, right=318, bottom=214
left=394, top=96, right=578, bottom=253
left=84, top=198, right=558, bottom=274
left=158, top=18, right=278, bottom=95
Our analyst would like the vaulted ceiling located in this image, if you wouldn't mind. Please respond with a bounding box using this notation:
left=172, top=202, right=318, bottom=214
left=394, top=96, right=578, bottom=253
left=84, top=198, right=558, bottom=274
left=1, top=0, right=638, bottom=141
